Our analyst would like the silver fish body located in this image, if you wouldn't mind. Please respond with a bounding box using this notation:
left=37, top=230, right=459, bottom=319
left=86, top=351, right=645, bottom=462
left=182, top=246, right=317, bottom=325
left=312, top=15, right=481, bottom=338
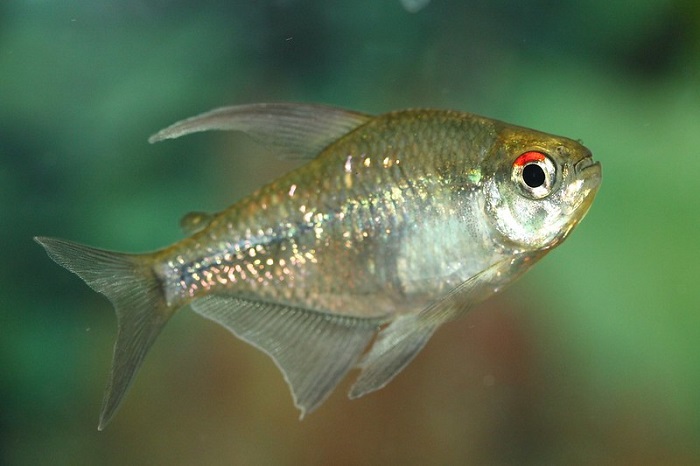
left=36, top=103, right=601, bottom=429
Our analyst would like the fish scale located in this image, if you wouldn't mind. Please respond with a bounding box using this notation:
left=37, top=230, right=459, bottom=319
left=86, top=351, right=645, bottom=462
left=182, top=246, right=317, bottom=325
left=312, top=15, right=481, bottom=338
left=35, top=103, right=600, bottom=429
left=166, top=118, right=448, bottom=312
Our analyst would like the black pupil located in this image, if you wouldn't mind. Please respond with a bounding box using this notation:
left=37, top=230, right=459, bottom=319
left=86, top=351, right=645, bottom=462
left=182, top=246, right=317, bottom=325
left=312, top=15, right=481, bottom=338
left=522, top=164, right=546, bottom=188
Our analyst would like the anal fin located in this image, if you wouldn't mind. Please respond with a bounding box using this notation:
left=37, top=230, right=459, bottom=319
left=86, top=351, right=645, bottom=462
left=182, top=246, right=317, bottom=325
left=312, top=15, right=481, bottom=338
left=191, top=295, right=384, bottom=416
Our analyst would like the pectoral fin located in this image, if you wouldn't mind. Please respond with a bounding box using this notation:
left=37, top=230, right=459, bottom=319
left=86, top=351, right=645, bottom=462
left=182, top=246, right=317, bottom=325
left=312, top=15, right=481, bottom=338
left=191, top=295, right=384, bottom=417
left=349, top=254, right=539, bottom=399
left=149, top=103, right=372, bottom=159
left=349, top=314, right=437, bottom=399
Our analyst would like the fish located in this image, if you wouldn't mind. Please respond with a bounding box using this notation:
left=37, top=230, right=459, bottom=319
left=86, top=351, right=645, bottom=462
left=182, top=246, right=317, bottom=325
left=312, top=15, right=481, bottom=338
left=400, top=0, right=431, bottom=13
left=35, top=103, right=601, bottom=430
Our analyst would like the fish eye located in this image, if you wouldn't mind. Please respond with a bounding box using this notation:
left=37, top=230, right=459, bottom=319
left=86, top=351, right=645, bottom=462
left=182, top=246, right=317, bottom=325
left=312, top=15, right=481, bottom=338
left=522, top=164, right=545, bottom=188
left=511, top=151, right=556, bottom=199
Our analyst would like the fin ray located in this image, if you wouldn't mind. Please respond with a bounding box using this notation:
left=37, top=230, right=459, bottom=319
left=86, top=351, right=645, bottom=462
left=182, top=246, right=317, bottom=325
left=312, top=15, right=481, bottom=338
left=148, top=103, right=372, bottom=159
left=34, top=237, right=172, bottom=430
left=191, top=295, right=383, bottom=416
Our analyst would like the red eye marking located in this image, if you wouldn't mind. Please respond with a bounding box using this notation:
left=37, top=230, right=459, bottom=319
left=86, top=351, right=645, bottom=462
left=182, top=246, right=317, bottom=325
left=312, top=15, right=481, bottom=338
left=514, top=151, right=546, bottom=167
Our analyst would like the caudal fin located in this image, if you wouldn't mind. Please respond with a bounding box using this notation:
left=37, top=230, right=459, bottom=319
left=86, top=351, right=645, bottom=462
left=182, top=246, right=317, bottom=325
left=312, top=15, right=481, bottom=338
left=34, top=237, right=173, bottom=430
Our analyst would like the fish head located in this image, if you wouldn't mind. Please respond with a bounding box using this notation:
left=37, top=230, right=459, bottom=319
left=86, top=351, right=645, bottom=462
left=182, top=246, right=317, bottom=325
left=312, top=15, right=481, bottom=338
left=483, top=124, right=602, bottom=251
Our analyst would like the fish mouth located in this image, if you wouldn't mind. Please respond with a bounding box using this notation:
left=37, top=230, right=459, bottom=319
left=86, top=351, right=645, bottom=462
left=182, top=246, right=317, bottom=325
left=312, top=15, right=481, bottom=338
left=553, top=155, right=601, bottom=244
left=570, top=154, right=602, bottom=220
left=574, top=155, right=602, bottom=186
left=574, top=155, right=600, bottom=174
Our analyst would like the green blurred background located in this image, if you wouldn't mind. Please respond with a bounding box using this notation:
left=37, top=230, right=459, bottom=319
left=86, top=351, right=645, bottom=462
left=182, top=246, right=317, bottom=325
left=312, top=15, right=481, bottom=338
left=2, top=0, right=700, bottom=464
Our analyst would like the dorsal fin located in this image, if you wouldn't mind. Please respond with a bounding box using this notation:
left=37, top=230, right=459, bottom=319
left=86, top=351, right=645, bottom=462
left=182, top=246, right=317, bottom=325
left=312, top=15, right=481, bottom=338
left=148, top=103, right=372, bottom=159
left=179, top=211, right=214, bottom=235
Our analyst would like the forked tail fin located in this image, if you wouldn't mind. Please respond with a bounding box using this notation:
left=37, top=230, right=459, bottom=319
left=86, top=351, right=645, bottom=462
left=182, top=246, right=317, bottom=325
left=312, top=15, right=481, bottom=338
left=34, top=237, right=173, bottom=430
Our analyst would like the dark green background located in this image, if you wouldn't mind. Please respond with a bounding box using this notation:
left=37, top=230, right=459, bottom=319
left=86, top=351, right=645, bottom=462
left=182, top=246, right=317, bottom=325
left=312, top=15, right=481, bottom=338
left=3, top=0, right=699, bottom=464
